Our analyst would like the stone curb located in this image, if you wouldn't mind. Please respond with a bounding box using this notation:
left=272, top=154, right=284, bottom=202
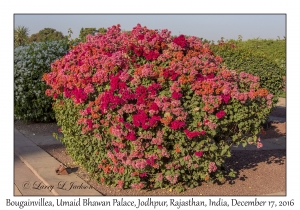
left=14, top=129, right=102, bottom=196
left=264, top=191, right=286, bottom=196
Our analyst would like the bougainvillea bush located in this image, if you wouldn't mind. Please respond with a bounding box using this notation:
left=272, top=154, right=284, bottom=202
left=14, top=40, right=69, bottom=122
left=43, top=24, right=274, bottom=192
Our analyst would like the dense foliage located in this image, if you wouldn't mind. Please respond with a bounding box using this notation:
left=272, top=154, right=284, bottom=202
left=210, top=41, right=285, bottom=99
left=43, top=24, right=274, bottom=192
left=228, top=38, right=286, bottom=69
left=14, top=40, right=69, bottom=122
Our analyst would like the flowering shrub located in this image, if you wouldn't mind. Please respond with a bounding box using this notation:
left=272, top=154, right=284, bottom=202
left=43, top=24, right=273, bottom=192
left=14, top=40, right=69, bottom=122
left=210, top=41, right=285, bottom=100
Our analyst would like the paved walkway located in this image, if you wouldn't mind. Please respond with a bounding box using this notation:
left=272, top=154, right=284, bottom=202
left=14, top=129, right=101, bottom=196
left=14, top=98, right=286, bottom=196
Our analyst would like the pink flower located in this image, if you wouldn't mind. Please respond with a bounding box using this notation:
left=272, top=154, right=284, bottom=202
left=266, top=94, right=273, bottom=100
left=208, top=162, right=217, bottom=173
left=84, top=83, right=95, bottom=94
left=165, top=174, right=179, bottom=184
left=156, top=173, right=163, bottom=181
left=216, top=110, right=226, bottom=119
left=117, top=180, right=124, bottom=189
left=257, top=142, right=263, bottom=149
left=194, top=151, right=204, bottom=157
left=183, top=155, right=191, bottom=161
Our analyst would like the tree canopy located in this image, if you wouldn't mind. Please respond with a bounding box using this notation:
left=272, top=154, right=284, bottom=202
left=28, top=28, right=67, bottom=43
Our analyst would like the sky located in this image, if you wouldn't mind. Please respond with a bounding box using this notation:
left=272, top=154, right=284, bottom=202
left=14, top=14, right=286, bottom=42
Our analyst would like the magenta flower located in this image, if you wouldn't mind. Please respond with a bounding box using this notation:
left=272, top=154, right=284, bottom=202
left=146, top=157, right=155, bottom=166
left=171, top=91, right=183, bottom=100
left=194, top=151, right=204, bottom=157
left=149, top=102, right=159, bottom=111
left=114, top=147, right=119, bottom=153
left=184, top=129, right=202, bottom=139
left=173, top=34, right=187, bottom=48
left=87, top=119, right=93, bottom=129
left=216, top=110, right=226, bottom=119
left=126, top=131, right=136, bottom=141
left=221, top=94, right=231, bottom=104
left=139, top=172, right=147, bottom=178
left=169, top=120, right=186, bottom=130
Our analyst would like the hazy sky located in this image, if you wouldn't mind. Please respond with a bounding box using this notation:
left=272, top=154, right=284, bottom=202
left=14, top=14, right=286, bottom=42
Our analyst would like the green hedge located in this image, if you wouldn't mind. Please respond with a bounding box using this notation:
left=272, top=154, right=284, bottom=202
left=210, top=42, right=285, bottom=100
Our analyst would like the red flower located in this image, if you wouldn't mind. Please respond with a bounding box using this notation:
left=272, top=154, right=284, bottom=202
left=194, top=151, right=204, bottom=157
left=144, top=50, right=160, bottom=61
left=216, top=110, right=226, bottom=119
left=169, top=120, right=186, bottom=130
left=184, top=129, right=203, bottom=139
left=146, top=157, right=155, bottom=166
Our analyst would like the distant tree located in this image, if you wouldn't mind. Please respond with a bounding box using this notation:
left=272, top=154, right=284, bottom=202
left=78, top=27, right=108, bottom=42
left=14, top=26, right=30, bottom=48
left=238, top=35, right=243, bottom=42
left=79, top=28, right=98, bottom=42
left=28, top=28, right=67, bottom=43
left=98, top=27, right=107, bottom=35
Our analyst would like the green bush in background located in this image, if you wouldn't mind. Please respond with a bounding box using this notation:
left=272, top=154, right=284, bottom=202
left=210, top=41, right=285, bottom=100
left=14, top=40, right=69, bottom=122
